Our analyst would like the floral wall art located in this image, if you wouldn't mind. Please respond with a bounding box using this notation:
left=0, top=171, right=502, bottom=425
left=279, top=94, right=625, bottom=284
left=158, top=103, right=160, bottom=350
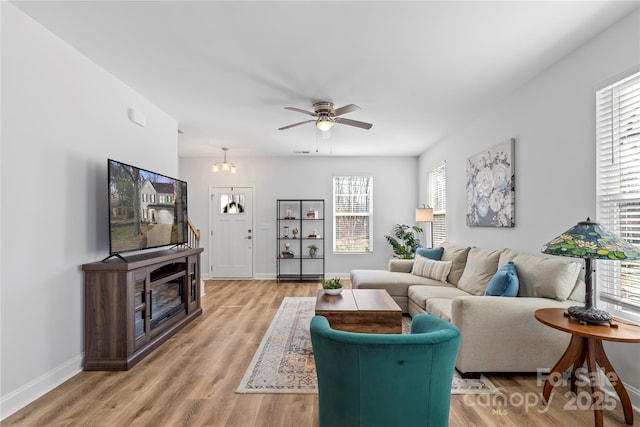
left=466, top=138, right=515, bottom=227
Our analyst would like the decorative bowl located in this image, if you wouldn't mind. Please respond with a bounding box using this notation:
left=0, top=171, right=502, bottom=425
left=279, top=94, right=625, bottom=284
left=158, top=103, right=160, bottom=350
left=324, top=288, right=343, bottom=295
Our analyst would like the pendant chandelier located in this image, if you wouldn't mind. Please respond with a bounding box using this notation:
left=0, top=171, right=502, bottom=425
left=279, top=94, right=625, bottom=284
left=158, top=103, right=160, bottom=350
left=212, top=147, right=237, bottom=174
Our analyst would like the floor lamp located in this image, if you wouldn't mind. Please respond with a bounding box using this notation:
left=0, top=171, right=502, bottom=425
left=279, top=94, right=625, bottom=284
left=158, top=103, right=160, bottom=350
left=415, top=205, right=434, bottom=248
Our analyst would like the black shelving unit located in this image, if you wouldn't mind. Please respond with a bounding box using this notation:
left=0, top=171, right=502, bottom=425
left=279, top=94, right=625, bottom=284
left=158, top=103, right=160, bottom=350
left=276, top=199, right=325, bottom=281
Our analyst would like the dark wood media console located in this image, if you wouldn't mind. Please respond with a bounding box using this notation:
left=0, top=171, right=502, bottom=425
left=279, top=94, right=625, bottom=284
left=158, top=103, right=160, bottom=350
left=82, top=247, right=204, bottom=370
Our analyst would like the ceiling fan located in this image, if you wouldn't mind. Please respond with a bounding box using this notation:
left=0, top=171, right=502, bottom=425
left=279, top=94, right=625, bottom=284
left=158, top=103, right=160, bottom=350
left=279, top=101, right=373, bottom=131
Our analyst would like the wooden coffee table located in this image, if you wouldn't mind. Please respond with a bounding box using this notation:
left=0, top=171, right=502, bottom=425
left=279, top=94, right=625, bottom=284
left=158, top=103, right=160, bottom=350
left=315, top=289, right=402, bottom=334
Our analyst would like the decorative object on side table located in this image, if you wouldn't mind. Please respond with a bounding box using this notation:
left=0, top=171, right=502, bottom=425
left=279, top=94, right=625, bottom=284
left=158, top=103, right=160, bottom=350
left=541, top=218, right=640, bottom=326
left=322, top=277, right=343, bottom=295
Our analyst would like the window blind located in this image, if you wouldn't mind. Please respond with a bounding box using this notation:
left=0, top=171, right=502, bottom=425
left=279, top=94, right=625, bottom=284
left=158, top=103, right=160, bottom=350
left=596, top=71, right=640, bottom=321
left=429, top=163, right=447, bottom=246
left=333, top=176, right=373, bottom=252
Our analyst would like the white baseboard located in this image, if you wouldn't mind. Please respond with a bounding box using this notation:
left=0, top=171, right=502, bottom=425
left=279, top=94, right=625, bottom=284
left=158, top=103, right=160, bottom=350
left=206, top=273, right=350, bottom=281
left=0, top=354, right=83, bottom=421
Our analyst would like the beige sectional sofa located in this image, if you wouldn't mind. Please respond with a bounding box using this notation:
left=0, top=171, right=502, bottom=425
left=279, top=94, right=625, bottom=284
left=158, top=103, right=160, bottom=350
left=350, top=242, right=586, bottom=374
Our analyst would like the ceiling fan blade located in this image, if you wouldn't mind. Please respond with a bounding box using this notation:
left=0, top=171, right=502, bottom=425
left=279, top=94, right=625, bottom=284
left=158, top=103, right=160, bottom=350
left=332, top=104, right=361, bottom=116
left=334, top=117, right=373, bottom=130
left=284, top=107, right=317, bottom=117
left=278, top=120, right=315, bottom=130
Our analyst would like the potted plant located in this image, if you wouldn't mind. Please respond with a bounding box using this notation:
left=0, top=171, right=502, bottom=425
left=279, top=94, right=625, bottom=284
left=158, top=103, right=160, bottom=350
left=322, top=277, right=343, bottom=295
left=308, top=244, right=319, bottom=258
left=384, top=224, right=423, bottom=259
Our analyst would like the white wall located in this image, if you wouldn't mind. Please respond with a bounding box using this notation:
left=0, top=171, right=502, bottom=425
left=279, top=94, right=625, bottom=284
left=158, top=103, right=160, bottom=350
left=179, top=155, right=419, bottom=279
left=419, top=10, right=640, bottom=408
left=0, top=3, right=178, bottom=418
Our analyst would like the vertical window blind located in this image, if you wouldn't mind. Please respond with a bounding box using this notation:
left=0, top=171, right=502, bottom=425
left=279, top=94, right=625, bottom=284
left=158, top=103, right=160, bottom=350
left=333, top=176, right=373, bottom=253
left=596, top=71, right=640, bottom=321
left=429, top=163, right=447, bottom=246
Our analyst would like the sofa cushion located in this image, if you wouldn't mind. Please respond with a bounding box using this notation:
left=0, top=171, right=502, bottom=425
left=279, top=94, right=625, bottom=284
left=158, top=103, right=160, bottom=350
left=456, top=247, right=502, bottom=296
left=498, top=249, right=581, bottom=300
left=484, top=261, right=519, bottom=297
left=408, top=285, right=469, bottom=311
left=440, top=242, right=471, bottom=285
left=415, top=246, right=444, bottom=260
left=388, top=259, right=414, bottom=273
left=425, top=298, right=453, bottom=322
left=351, top=270, right=445, bottom=297
left=411, top=255, right=452, bottom=282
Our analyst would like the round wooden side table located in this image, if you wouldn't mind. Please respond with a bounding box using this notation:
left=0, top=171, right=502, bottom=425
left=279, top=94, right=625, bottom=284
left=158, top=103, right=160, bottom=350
left=535, top=308, right=640, bottom=427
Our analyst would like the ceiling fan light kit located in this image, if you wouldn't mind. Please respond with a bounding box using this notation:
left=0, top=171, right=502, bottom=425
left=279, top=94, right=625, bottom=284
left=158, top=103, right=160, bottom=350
left=279, top=101, right=372, bottom=132
left=316, top=116, right=334, bottom=131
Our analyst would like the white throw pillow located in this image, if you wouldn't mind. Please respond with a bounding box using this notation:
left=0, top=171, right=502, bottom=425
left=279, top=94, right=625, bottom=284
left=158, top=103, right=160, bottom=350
left=411, top=254, right=452, bottom=282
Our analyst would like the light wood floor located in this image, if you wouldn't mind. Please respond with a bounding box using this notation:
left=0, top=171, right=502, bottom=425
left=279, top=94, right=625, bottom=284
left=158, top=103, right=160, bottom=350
left=3, top=280, right=638, bottom=426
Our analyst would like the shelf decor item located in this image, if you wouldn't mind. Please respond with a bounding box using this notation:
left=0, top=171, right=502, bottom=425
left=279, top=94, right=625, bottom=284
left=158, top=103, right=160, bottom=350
left=292, top=227, right=298, bottom=238
left=308, top=244, right=319, bottom=258
left=282, top=242, right=294, bottom=258
left=541, top=218, right=640, bottom=325
left=283, top=226, right=289, bottom=238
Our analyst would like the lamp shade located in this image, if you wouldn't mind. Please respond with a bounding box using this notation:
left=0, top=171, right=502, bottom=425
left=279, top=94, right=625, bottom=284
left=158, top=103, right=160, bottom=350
left=541, top=219, right=640, bottom=261
left=541, top=218, right=640, bottom=325
left=415, top=207, right=434, bottom=222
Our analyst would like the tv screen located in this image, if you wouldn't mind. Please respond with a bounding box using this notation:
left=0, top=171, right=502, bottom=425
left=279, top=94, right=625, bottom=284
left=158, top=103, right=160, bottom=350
left=108, top=159, right=188, bottom=256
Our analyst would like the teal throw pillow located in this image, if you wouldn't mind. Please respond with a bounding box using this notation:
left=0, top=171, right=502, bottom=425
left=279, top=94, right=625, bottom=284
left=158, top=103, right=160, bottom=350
left=484, top=261, right=519, bottom=297
left=415, top=246, right=444, bottom=260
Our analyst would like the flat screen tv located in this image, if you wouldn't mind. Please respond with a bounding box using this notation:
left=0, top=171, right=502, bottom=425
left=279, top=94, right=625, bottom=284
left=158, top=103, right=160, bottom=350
left=108, top=159, right=188, bottom=258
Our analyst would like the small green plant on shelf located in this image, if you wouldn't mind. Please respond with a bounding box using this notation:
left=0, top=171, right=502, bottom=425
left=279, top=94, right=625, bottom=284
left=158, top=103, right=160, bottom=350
left=322, top=277, right=342, bottom=290
left=308, top=244, right=319, bottom=258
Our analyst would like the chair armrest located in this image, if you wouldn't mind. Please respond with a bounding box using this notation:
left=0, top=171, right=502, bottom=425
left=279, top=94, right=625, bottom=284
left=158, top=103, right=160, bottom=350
left=388, top=259, right=414, bottom=273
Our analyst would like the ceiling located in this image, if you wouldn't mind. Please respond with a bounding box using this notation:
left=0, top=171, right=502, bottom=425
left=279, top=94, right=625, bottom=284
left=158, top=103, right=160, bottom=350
left=11, top=1, right=640, bottom=158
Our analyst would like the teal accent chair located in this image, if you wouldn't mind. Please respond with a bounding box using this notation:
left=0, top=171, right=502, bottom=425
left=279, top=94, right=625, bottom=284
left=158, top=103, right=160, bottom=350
left=310, top=314, right=461, bottom=427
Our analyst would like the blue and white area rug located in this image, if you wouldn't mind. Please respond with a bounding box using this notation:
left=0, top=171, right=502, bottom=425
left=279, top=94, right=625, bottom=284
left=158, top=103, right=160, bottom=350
left=236, top=297, right=500, bottom=395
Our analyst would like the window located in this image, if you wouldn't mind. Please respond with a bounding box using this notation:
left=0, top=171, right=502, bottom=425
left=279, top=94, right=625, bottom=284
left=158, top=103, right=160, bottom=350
left=333, top=176, right=373, bottom=253
left=429, top=163, right=447, bottom=246
left=596, top=71, right=640, bottom=322
left=221, top=194, right=245, bottom=214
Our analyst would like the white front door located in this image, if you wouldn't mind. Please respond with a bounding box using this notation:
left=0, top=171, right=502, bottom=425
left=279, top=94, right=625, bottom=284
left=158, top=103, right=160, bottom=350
left=210, top=187, right=253, bottom=278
